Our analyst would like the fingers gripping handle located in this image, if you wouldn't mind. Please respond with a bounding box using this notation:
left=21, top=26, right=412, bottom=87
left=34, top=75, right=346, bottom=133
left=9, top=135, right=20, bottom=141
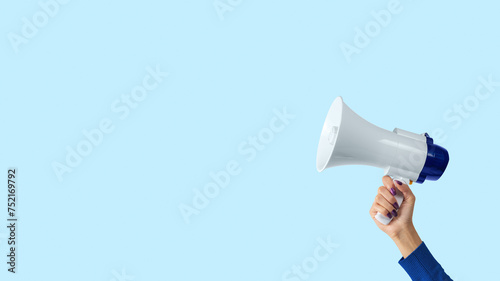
left=375, top=191, right=404, bottom=225
left=374, top=177, right=407, bottom=225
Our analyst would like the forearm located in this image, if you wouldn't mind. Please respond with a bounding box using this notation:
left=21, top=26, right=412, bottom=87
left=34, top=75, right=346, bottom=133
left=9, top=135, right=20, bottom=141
left=396, top=238, right=453, bottom=280
left=392, top=224, right=422, bottom=258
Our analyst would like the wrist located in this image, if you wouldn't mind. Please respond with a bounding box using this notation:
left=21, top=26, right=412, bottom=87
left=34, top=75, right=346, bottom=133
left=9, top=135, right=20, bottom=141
left=391, top=224, right=422, bottom=259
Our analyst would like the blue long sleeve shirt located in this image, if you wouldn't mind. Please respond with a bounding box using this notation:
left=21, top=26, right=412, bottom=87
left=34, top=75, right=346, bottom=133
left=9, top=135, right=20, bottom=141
left=398, top=242, right=453, bottom=281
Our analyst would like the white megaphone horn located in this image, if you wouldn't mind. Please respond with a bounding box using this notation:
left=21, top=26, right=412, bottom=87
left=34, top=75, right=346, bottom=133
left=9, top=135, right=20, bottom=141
left=316, top=97, right=449, bottom=225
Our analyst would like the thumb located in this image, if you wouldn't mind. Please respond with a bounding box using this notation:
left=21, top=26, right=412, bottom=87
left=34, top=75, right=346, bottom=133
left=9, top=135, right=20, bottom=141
left=393, top=179, right=415, bottom=202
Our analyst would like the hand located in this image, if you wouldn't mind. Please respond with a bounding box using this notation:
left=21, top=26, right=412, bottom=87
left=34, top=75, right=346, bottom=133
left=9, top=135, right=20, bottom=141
left=369, top=176, right=422, bottom=258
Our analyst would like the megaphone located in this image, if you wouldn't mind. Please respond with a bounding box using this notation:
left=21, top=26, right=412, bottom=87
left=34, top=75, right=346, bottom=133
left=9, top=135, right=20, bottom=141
left=316, top=97, right=449, bottom=225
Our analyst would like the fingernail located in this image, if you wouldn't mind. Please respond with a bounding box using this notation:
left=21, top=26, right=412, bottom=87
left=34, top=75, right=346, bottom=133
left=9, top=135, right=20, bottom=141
left=390, top=188, right=397, bottom=196
left=392, top=210, right=398, bottom=217
left=386, top=212, right=393, bottom=219
left=393, top=202, right=399, bottom=209
left=395, top=180, right=403, bottom=186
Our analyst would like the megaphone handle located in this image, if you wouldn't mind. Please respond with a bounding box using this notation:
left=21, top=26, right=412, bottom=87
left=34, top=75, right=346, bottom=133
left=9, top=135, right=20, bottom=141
left=374, top=177, right=407, bottom=225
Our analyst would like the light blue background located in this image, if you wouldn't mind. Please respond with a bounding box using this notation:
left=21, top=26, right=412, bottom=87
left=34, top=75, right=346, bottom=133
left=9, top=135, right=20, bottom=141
left=1, top=0, right=499, bottom=280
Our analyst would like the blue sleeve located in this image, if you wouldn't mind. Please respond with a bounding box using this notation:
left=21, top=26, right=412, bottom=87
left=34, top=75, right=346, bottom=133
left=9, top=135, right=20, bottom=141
left=398, top=242, right=453, bottom=281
